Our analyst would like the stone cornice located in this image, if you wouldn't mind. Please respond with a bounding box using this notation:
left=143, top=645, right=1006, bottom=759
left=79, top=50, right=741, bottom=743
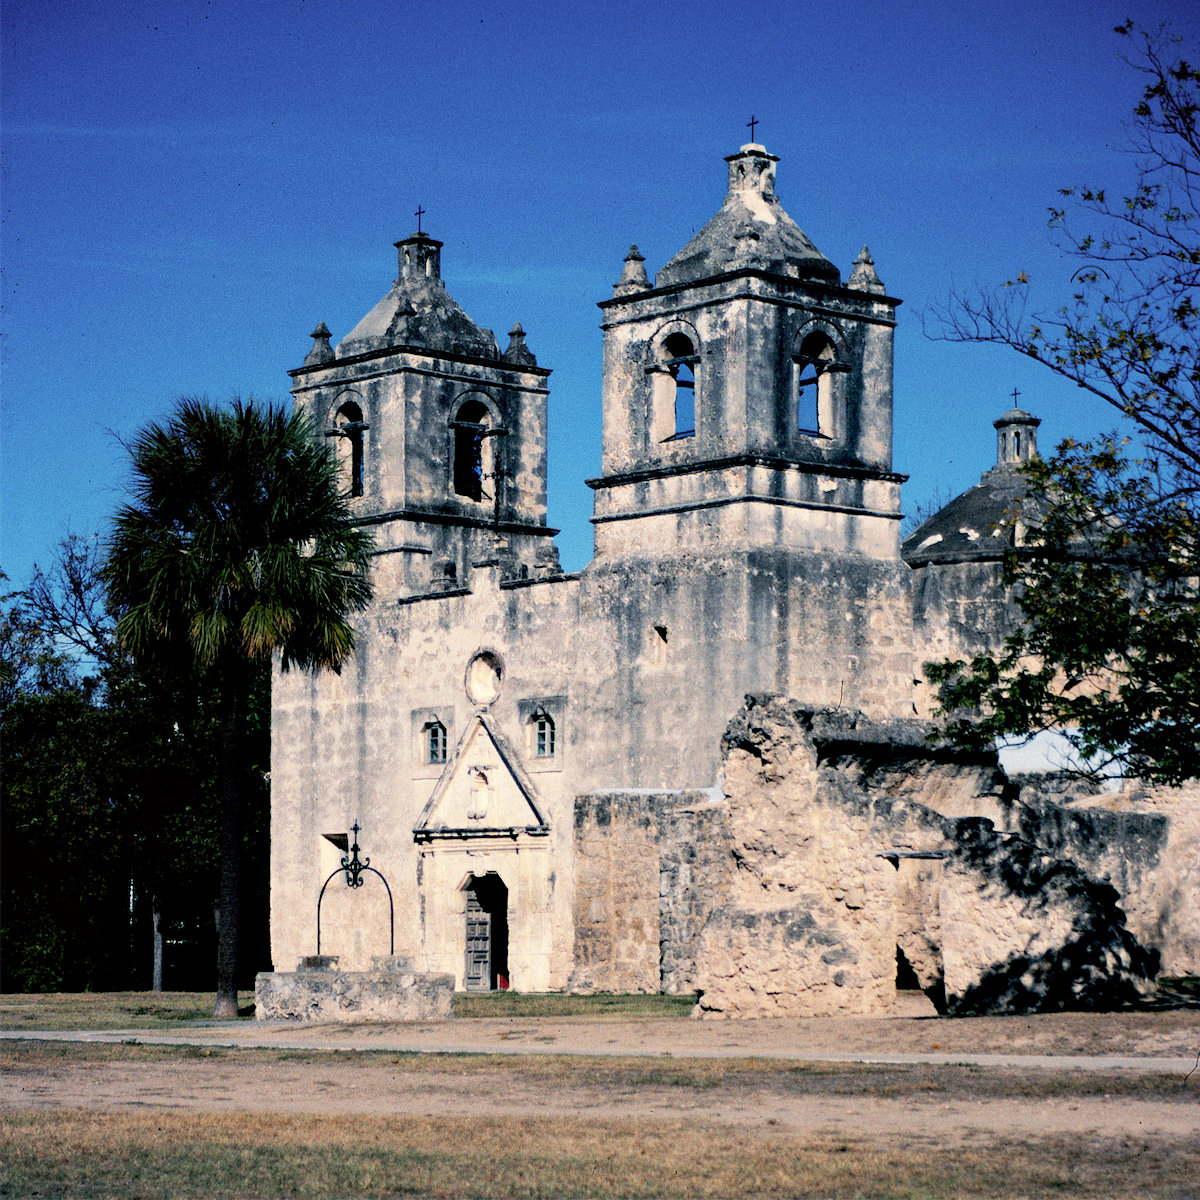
left=587, top=452, right=907, bottom=491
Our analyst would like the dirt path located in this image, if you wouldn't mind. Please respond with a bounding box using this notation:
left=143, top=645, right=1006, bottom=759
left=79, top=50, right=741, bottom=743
left=4, top=1008, right=1199, bottom=1150
left=7, top=999, right=1200, bottom=1061
left=1, top=1051, right=1197, bottom=1147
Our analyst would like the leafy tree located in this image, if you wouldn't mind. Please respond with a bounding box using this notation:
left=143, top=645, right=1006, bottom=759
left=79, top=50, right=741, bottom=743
left=1, top=544, right=264, bottom=994
left=928, top=25, right=1199, bottom=784
left=104, top=398, right=373, bottom=1016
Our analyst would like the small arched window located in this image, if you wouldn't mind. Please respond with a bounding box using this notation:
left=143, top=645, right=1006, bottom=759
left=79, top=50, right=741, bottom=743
left=530, top=708, right=555, bottom=758
left=327, top=400, right=367, bottom=496
left=663, top=332, right=697, bottom=439
left=452, top=399, right=491, bottom=501
left=425, top=719, right=447, bottom=764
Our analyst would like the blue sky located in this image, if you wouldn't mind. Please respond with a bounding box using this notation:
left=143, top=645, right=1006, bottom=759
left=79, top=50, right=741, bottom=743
left=3, top=0, right=1196, bottom=582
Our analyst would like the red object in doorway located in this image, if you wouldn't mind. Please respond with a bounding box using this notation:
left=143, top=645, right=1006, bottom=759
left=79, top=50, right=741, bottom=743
left=497, top=975, right=510, bottom=990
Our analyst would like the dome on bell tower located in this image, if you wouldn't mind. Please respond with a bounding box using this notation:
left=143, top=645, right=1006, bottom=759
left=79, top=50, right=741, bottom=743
left=654, top=144, right=841, bottom=288
left=336, top=230, right=500, bottom=360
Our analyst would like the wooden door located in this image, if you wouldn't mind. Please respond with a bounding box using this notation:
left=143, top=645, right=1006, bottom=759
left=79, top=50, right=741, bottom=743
left=464, top=889, right=491, bottom=991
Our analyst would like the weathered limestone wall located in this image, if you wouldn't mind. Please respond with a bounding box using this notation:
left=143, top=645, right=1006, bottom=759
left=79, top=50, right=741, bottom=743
left=907, top=559, right=1019, bottom=719
left=694, top=702, right=928, bottom=1017
left=570, top=792, right=667, bottom=994
left=1013, top=783, right=1200, bottom=978
left=570, top=790, right=730, bottom=995
left=659, top=798, right=732, bottom=994
left=689, top=698, right=1158, bottom=1017
left=871, top=762, right=1197, bottom=982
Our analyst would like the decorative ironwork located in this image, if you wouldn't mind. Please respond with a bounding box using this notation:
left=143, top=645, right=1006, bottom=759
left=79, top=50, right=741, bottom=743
left=316, top=822, right=395, bottom=956
left=342, top=821, right=368, bottom=887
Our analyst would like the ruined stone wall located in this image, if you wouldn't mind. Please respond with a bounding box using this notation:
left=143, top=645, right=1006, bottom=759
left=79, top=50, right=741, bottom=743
left=691, top=698, right=1157, bottom=1017
left=570, top=792, right=664, bottom=994
left=659, top=798, right=731, bottom=994
left=693, top=702, right=906, bottom=1017
left=1014, top=783, right=1200, bottom=978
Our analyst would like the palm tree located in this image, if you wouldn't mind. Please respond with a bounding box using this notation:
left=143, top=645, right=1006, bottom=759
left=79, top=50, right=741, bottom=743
left=104, top=397, right=373, bottom=1017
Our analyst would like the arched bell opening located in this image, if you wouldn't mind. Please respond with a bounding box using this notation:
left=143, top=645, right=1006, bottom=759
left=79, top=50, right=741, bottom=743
left=327, top=399, right=367, bottom=497
left=452, top=398, right=492, bottom=501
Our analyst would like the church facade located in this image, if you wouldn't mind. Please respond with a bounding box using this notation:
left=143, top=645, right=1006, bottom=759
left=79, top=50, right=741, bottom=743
left=269, top=142, right=927, bottom=990
left=267, top=143, right=1197, bottom=1004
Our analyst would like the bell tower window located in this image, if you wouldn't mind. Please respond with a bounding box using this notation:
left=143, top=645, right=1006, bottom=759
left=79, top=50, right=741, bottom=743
left=326, top=400, right=367, bottom=497
left=651, top=331, right=699, bottom=443
left=793, top=332, right=843, bottom=439
left=452, top=399, right=491, bottom=501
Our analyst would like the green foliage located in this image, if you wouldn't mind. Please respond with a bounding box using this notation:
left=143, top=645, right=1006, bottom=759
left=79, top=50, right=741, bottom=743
left=102, top=396, right=373, bottom=1014
left=930, top=25, right=1199, bottom=784
left=105, top=397, right=373, bottom=675
left=0, top=540, right=270, bottom=993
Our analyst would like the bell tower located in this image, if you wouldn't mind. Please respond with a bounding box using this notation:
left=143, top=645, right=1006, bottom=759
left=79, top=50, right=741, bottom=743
left=289, top=227, right=559, bottom=595
left=590, top=143, right=904, bottom=560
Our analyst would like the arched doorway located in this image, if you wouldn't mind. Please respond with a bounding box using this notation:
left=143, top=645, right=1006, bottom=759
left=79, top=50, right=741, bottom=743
left=464, top=873, right=509, bottom=991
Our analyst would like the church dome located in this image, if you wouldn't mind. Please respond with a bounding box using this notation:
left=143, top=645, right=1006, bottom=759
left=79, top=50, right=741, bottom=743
left=902, top=407, right=1046, bottom=567
left=654, top=144, right=841, bottom=288
left=336, top=231, right=500, bottom=360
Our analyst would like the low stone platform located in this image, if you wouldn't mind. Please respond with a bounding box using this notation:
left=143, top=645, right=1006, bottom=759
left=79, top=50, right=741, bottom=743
left=255, top=955, right=454, bottom=1023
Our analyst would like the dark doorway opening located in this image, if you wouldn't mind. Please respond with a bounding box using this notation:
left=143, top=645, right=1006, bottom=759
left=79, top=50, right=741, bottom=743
left=895, top=945, right=921, bottom=990
left=464, top=873, right=509, bottom=991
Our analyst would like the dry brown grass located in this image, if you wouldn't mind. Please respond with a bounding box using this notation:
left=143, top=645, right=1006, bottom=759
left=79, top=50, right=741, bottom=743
left=2, top=1107, right=1194, bottom=1199
left=0, top=989, right=692, bottom=1031
left=3, top=1039, right=1196, bottom=1103
left=0, top=991, right=257, bottom=1030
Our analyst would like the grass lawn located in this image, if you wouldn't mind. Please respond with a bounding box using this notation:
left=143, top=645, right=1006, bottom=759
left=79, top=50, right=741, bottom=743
left=7, top=1107, right=1189, bottom=1200
left=0, top=989, right=694, bottom=1031
left=2, top=1042, right=1195, bottom=1199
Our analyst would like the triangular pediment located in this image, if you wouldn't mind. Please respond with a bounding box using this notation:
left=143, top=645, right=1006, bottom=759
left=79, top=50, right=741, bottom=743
left=414, top=714, right=548, bottom=842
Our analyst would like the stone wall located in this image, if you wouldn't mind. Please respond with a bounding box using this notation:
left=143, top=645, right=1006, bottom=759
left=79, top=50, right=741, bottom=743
left=1014, top=782, right=1200, bottom=979
left=693, top=698, right=1159, bottom=1017
left=570, top=792, right=666, bottom=994
left=570, top=790, right=729, bottom=994
left=255, top=956, right=454, bottom=1023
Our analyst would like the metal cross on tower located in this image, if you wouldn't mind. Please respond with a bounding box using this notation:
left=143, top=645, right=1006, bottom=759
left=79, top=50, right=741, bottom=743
left=747, top=115, right=759, bottom=141
left=1011, top=386, right=1021, bottom=406
left=415, top=205, right=425, bottom=234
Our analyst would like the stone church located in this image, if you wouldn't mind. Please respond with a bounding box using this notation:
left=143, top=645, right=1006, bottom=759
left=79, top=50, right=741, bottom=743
left=266, top=142, right=1197, bottom=1016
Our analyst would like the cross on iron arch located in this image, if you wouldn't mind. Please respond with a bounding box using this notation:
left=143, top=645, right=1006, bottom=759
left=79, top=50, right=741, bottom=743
left=747, top=115, right=759, bottom=141
left=415, top=205, right=425, bottom=233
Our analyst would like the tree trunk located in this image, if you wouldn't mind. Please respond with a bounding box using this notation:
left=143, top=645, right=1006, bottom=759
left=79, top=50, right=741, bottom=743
left=213, top=661, right=249, bottom=1019
left=151, top=899, right=163, bottom=992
